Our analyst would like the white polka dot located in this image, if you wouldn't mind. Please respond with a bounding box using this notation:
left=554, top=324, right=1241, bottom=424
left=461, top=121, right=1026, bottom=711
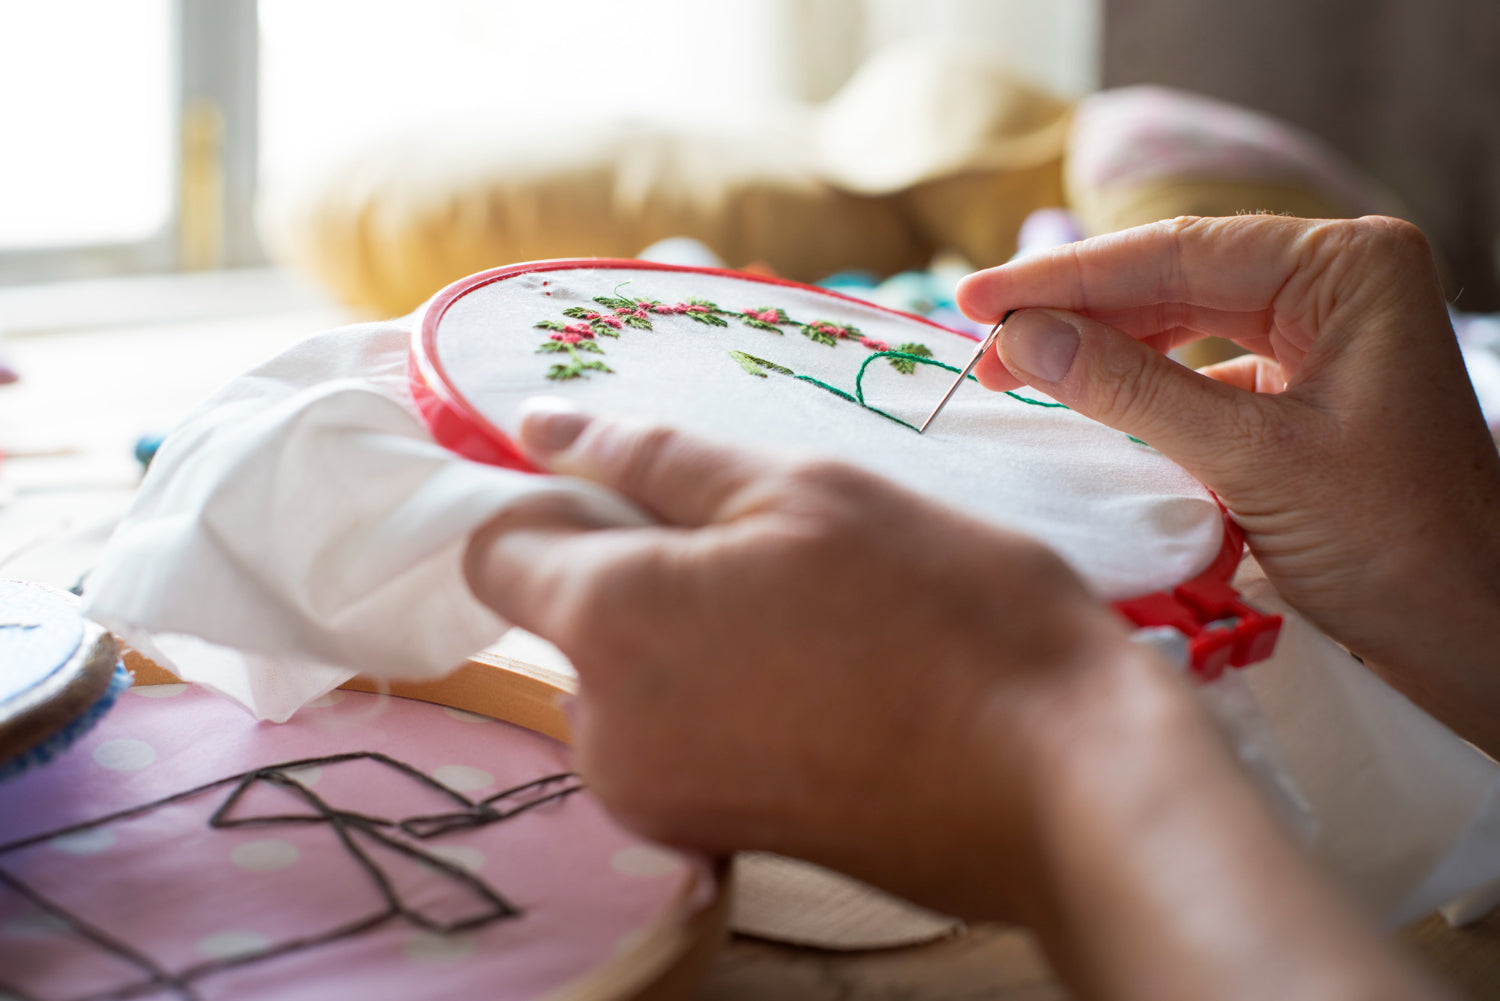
left=231, top=840, right=300, bottom=872
left=130, top=683, right=187, bottom=699
left=2, top=913, right=71, bottom=939
left=305, top=690, right=346, bottom=708
left=610, top=844, right=686, bottom=878
left=92, top=738, right=156, bottom=771
left=281, top=765, right=321, bottom=787
left=49, top=828, right=116, bottom=855
left=425, top=845, right=485, bottom=873
left=432, top=765, right=494, bottom=792
left=442, top=706, right=490, bottom=724
left=405, top=931, right=476, bottom=963
left=197, top=930, right=270, bottom=960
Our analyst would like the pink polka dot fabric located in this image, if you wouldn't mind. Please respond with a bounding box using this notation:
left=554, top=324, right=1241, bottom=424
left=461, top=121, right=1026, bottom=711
left=0, top=685, right=711, bottom=1000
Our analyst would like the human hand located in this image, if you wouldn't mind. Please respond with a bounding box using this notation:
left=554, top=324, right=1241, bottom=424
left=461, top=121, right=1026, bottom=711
left=462, top=403, right=1168, bottom=922
left=956, top=215, right=1500, bottom=753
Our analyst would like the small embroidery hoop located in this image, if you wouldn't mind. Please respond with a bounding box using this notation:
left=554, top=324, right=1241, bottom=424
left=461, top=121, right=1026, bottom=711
left=409, top=259, right=1281, bottom=679
left=0, top=579, right=124, bottom=779
left=118, top=648, right=730, bottom=1001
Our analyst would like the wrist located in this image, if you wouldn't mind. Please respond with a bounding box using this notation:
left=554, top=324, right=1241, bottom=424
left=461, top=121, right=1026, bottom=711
left=1360, top=524, right=1500, bottom=756
left=1012, top=638, right=1215, bottom=919
left=952, top=616, right=1208, bottom=925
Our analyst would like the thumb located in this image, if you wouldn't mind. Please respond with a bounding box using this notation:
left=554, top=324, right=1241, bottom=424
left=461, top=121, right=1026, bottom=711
left=995, top=309, right=1271, bottom=482
left=516, top=398, right=770, bottom=527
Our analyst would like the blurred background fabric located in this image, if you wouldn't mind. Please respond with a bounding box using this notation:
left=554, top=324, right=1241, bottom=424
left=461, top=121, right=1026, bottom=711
left=1102, top=0, right=1500, bottom=309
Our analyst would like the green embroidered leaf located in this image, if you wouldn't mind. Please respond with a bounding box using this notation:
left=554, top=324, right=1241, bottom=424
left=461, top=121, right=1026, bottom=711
left=624, top=316, right=653, bottom=330
left=804, top=329, right=837, bottom=347
left=535, top=320, right=566, bottom=331
left=593, top=296, right=635, bottom=310
left=536, top=341, right=570, bottom=354
left=590, top=322, right=621, bottom=337
left=688, top=312, right=729, bottom=327
left=742, top=319, right=784, bottom=333
left=546, top=363, right=582, bottom=380
left=729, top=350, right=794, bottom=378
left=580, top=360, right=613, bottom=373
left=562, top=307, right=592, bottom=319
left=575, top=340, right=604, bottom=354
left=886, top=343, right=934, bottom=375
left=686, top=297, right=720, bottom=310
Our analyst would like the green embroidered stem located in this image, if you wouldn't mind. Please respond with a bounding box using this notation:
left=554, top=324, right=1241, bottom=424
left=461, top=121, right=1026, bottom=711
left=854, top=351, right=1070, bottom=411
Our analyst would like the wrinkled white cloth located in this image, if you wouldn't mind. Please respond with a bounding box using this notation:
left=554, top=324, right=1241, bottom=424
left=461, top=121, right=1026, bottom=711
left=83, top=320, right=649, bottom=721
left=1230, top=561, right=1500, bottom=925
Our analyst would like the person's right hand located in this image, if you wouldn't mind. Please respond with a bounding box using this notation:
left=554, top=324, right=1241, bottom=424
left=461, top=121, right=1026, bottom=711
left=956, top=215, right=1500, bottom=754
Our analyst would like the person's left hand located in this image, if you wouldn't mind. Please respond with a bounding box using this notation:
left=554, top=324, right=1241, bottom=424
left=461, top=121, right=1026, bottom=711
left=463, top=401, right=1159, bottom=922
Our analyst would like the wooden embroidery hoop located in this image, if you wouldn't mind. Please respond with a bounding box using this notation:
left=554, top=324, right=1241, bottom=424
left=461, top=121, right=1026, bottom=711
left=119, top=647, right=730, bottom=1001
left=408, top=259, right=1281, bottom=679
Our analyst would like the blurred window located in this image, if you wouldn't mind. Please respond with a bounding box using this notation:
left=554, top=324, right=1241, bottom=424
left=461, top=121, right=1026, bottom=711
left=0, top=1, right=174, bottom=250
left=258, top=0, right=783, bottom=189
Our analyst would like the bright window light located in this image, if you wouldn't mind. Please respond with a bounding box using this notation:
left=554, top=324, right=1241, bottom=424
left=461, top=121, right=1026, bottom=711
left=0, top=1, right=174, bottom=250
left=258, top=0, right=783, bottom=189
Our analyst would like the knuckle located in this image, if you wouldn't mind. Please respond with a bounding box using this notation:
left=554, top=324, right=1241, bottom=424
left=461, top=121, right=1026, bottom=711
left=1094, top=347, right=1167, bottom=426
left=782, top=457, right=871, bottom=497
left=597, top=421, right=681, bottom=498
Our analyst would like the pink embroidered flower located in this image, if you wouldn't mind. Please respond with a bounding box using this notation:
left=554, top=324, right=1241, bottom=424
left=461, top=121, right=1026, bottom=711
left=549, top=331, right=585, bottom=345
left=809, top=321, right=849, bottom=339
left=655, top=303, right=689, bottom=314
left=614, top=306, right=652, bottom=320
left=582, top=311, right=621, bottom=327
left=860, top=337, right=889, bottom=351
left=686, top=304, right=711, bottom=314
left=744, top=308, right=781, bottom=323
left=563, top=323, right=595, bottom=338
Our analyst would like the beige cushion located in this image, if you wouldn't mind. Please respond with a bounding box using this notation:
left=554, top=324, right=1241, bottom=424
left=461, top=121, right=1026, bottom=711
left=266, top=109, right=927, bottom=317
left=813, top=42, right=1073, bottom=268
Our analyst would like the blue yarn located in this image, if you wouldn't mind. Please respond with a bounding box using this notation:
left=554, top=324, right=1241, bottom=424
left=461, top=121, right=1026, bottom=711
left=0, top=661, right=132, bottom=783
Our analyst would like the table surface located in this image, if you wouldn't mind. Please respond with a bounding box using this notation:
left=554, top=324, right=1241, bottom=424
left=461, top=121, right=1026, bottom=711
left=3, top=299, right=1499, bottom=1001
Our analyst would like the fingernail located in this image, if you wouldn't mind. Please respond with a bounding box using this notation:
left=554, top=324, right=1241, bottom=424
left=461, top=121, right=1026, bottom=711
left=519, top=397, right=590, bottom=453
left=1003, top=310, right=1080, bottom=383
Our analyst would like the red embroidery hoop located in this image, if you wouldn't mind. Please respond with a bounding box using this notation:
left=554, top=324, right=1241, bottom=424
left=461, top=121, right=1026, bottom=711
left=409, top=259, right=1279, bottom=679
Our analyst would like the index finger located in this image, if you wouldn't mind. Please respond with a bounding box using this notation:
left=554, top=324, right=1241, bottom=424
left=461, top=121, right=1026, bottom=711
left=955, top=215, right=1328, bottom=322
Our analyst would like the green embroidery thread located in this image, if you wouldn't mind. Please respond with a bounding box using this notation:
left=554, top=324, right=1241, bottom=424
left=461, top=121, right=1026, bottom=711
left=527, top=284, right=1146, bottom=442
left=735, top=349, right=1143, bottom=440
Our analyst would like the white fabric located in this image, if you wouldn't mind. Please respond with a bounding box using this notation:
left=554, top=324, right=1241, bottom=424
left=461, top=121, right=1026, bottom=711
left=434, top=267, right=1225, bottom=600
left=82, top=320, right=650, bottom=721
left=1454, top=310, right=1500, bottom=444
left=1233, top=561, right=1500, bottom=926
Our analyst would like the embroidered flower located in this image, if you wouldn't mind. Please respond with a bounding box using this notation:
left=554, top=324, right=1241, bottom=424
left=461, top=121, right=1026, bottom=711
left=859, top=337, right=889, bottom=351
left=744, top=308, right=780, bottom=323
left=582, top=311, right=623, bottom=329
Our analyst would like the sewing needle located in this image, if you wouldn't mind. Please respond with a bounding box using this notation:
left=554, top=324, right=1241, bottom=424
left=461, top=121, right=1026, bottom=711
left=917, top=310, right=1012, bottom=434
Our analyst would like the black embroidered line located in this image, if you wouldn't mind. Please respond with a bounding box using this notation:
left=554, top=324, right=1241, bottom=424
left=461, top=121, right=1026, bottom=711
left=0, top=752, right=585, bottom=1001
